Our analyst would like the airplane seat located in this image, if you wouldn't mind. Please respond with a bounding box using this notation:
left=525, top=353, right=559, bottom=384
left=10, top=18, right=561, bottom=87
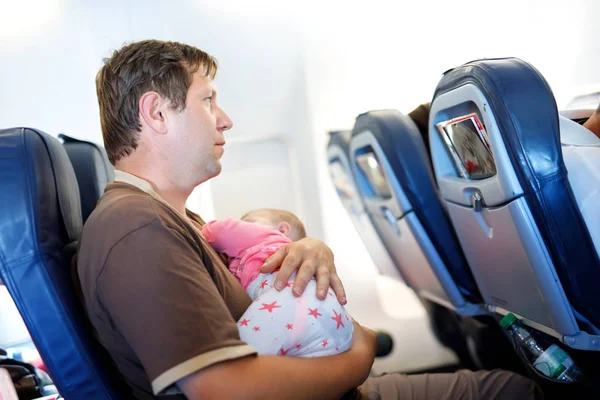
left=58, top=134, right=115, bottom=224
left=327, top=130, right=474, bottom=363
left=327, top=130, right=405, bottom=282
left=0, top=128, right=130, bottom=399
left=559, top=117, right=600, bottom=259
left=349, top=110, right=484, bottom=315
left=429, top=57, right=600, bottom=351
left=346, top=111, right=517, bottom=370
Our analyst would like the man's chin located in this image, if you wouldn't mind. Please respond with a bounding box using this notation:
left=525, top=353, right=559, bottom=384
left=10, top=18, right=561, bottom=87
left=191, top=164, right=222, bottom=186
left=205, top=163, right=222, bottom=179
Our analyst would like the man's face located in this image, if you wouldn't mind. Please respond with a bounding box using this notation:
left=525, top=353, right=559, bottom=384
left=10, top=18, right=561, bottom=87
left=163, top=70, right=233, bottom=187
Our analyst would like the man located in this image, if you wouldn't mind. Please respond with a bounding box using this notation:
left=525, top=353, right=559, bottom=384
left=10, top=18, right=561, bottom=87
left=583, top=102, right=600, bottom=139
left=77, top=40, right=541, bottom=399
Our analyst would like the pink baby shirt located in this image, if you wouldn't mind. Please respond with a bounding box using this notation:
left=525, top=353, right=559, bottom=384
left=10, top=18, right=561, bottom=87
left=201, top=217, right=291, bottom=289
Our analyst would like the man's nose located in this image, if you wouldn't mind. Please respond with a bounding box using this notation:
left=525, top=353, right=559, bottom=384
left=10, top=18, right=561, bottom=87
left=217, top=107, right=233, bottom=132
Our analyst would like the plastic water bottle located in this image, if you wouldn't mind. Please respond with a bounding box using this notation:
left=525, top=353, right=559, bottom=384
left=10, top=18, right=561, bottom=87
left=500, top=313, right=582, bottom=382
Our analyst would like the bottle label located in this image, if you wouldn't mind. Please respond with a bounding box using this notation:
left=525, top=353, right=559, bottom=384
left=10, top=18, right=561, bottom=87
left=533, top=344, right=573, bottom=379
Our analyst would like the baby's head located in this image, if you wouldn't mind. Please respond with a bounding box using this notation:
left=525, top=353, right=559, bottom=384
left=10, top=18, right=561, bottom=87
left=241, top=208, right=306, bottom=241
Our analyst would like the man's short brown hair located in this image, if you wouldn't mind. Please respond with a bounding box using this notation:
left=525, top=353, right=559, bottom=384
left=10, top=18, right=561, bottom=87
left=96, top=40, right=218, bottom=165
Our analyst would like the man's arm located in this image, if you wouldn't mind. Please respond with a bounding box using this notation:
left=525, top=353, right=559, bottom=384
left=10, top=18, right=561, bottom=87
left=94, top=217, right=258, bottom=395
left=179, top=321, right=377, bottom=400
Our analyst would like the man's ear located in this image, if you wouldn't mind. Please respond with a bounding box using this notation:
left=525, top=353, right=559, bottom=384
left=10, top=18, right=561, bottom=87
left=277, top=221, right=291, bottom=236
left=139, top=92, right=168, bottom=134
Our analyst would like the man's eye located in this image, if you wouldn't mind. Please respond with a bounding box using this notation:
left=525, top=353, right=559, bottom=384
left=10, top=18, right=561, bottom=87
left=205, top=97, right=212, bottom=104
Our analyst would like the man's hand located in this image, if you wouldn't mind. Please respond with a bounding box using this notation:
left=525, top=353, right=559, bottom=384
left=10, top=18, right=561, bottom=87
left=260, top=237, right=347, bottom=304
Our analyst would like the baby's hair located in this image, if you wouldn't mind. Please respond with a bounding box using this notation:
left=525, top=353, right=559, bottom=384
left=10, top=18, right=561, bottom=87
left=241, top=208, right=307, bottom=239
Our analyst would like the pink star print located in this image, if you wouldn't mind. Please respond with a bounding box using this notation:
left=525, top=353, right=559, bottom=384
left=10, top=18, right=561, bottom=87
left=260, top=280, right=269, bottom=289
left=286, top=323, right=293, bottom=330
left=279, top=347, right=290, bottom=356
left=296, top=343, right=302, bottom=349
left=259, top=301, right=282, bottom=313
left=286, top=282, right=293, bottom=288
left=332, top=310, right=345, bottom=329
left=253, top=326, right=261, bottom=332
left=239, top=318, right=250, bottom=327
left=308, top=308, right=322, bottom=319
left=322, top=339, right=329, bottom=347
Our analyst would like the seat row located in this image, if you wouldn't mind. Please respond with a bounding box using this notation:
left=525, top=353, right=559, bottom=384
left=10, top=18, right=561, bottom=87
left=327, top=57, right=600, bottom=359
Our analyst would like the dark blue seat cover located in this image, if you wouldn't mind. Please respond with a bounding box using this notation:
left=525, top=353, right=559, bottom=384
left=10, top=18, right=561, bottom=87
left=0, top=128, right=128, bottom=399
left=434, top=58, right=600, bottom=329
left=352, top=110, right=481, bottom=302
left=59, top=134, right=115, bottom=223
left=328, top=130, right=352, bottom=156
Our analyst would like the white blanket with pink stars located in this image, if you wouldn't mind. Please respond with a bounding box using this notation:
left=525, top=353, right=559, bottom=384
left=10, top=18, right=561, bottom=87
left=237, top=272, right=354, bottom=357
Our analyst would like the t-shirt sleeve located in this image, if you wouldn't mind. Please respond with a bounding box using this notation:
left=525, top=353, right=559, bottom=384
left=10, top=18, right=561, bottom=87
left=96, top=217, right=256, bottom=395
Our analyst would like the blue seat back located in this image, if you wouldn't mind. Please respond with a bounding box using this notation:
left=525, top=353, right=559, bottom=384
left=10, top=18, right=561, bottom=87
left=59, top=134, right=114, bottom=223
left=0, top=128, right=128, bottom=398
left=429, top=58, right=600, bottom=349
left=349, top=110, right=483, bottom=314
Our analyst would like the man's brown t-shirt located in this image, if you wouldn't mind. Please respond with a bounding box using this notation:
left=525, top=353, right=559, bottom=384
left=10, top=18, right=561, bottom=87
left=77, top=173, right=256, bottom=399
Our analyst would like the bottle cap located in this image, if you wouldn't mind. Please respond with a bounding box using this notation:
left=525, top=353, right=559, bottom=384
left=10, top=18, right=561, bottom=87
left=500, top=313, right=518, bottom=329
